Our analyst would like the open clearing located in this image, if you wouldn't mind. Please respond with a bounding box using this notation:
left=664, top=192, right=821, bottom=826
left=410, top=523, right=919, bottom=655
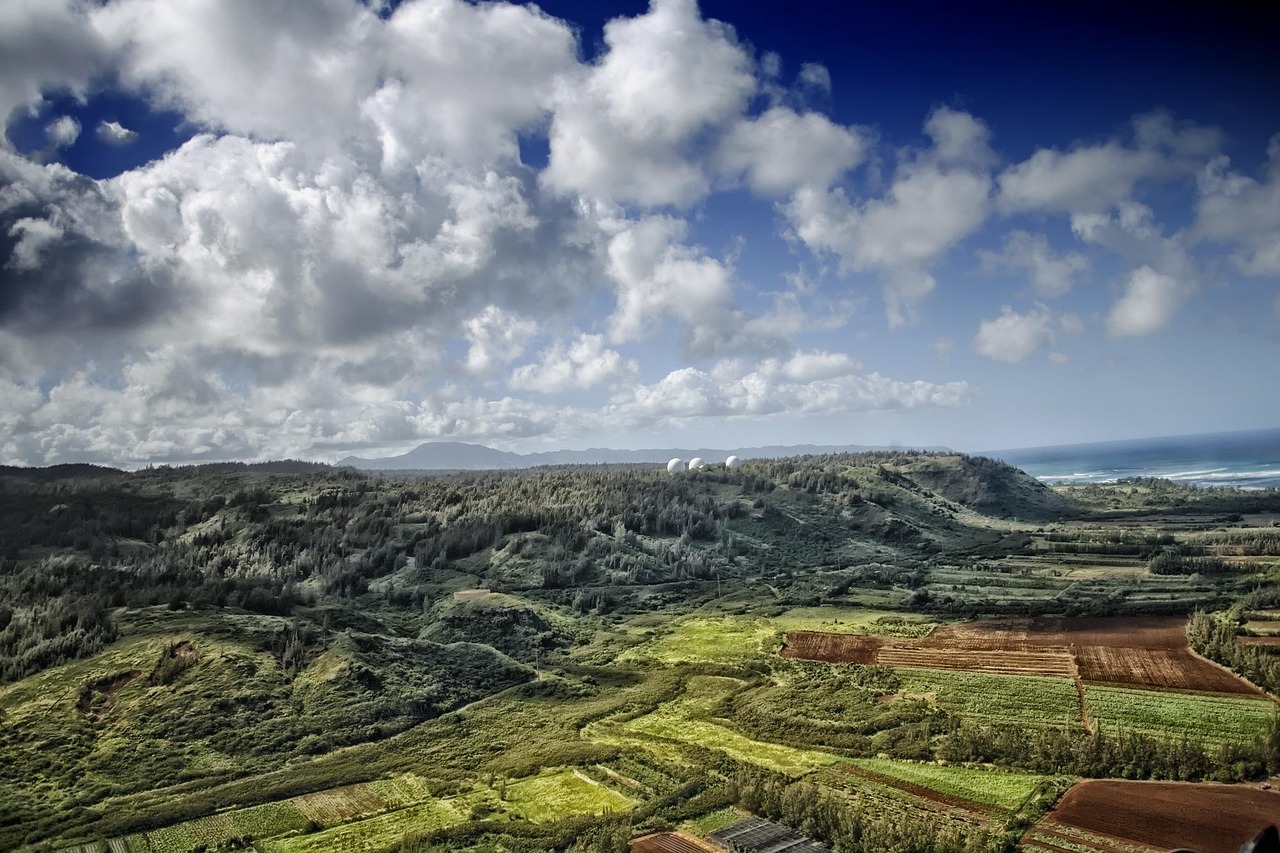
left=847, top=759, right=1046, bottom=812
left=783, top=616, right=1262, bottom=695
left=630, top=832, right=716, bottom=853
left=1028, top=779, right=1280, bottom=853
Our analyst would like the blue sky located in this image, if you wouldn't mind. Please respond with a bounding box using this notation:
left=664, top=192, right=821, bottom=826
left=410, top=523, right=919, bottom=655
left=0, top=0, right=1277, bottom=465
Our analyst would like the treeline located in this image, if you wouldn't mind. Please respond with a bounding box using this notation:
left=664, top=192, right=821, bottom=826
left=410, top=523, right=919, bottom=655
left=1188, top=610, right=1280, bottom=695
left=1149, top=552, right=1233, bottom=575
left=939, top=716, right=1280, bottom=783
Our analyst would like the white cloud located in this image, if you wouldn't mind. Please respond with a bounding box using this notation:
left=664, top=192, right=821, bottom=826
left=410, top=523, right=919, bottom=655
left=509, top=334, right=636, bottom=393
left=998, top=111, right=1222, bottom=214
left=463, top=306, right=538, bottom=375
left=1193, top=136, right=1280, bottom=276
left=979, top=230, right=1087, bottom=298
left=616, top=360, right=969, bottom=424
left=45, top=115, right=80, bottom=148
left=543, top=0, right=755, bottom=206
left=96, top=120, right=138, bottom=145
left=972, top=304, right=1055, bottom=363
left=783, top=106, right=994, bottom=326
left=1105, top=266, right=1191, bottom=337
left=716, top=106, right=867, bottom=195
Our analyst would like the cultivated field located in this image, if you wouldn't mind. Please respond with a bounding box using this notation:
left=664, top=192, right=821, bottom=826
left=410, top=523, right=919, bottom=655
left=630, top=831, right=716, bottom=853
left=783, top=615, right=1262, bottom=695
left=1027, top=780, right=1280, bottom=853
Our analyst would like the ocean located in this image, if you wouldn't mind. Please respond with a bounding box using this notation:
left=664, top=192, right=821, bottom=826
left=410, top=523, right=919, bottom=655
left=989, top=428, right=1280, bottom=490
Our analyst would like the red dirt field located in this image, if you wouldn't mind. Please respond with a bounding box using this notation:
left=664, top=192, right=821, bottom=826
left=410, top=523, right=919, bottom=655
left=780, top=631, right=881, bottom=664
left=782, top=616, right=1263, bottom=695
left=629, top=831, right=714, bottom=853
left=1031, top=779, right=1280, bottom=853
left=1076, top=647, right=1259, bottom=694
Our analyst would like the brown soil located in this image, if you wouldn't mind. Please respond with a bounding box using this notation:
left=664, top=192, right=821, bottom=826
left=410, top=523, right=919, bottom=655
left=630, top=832, right=716, bottom=853
left=783, top=616, right=1262, bottom=694
left=1036, top=779, right=1280, bottom=853
left=780, top=631, right=881, bottom=664
left=1077, top=647, right=1259, bottom=694
left=76, top=670, right=141, bottom=718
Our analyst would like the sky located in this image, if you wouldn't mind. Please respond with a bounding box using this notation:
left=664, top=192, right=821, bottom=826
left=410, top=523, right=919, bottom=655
left=1, top=0, right=1278, bottom=466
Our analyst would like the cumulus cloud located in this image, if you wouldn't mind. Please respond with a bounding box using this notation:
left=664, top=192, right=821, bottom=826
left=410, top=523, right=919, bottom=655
left=45, top=115, right=80, bottom=148
left=998, top=111, right=1222, bottom=215
left=543, top=0, right=755, bottom=206
left=96, top=120, right=138, bottom=145
left=1193, top=135, right=1280, bottom=276
left=616, top=359, right=969, bottom=424
left=1105, top=266, right=1191, bottom=337
left=463, top=306, right=538, bottom=375
left=979, top=230, right=1087, bottom=298
left=783, top=106, right=994, bottom=326
left=0, top=0, right=987, bottom=465
left=715, top=107, right=867, bottom=195
left=972, top=304, right=1056, bottom=363
left=510, top=334, right=636, bottom=393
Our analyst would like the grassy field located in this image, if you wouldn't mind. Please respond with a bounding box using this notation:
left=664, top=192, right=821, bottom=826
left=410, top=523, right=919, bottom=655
left=849, top=759, right=1049, bottom=811
left=618, top=608, right=938, bottom=665
left=1084, top=685, right=1277, bottom=744
left=897, top=668, right=1085, bottom=728
left=592, top=676, right=845, bottom=776
left=502, top=770, right=637, bottom=821
left=260, top=799, right=467, bottom=853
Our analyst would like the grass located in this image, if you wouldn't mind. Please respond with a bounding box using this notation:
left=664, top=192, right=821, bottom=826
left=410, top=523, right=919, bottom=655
left=897, top=668, right=1085, bottom=728
left=502, top=770, right=636, bottom=821
left=260, top=799, right=466, bottom=853
left=1084, top=685, right=1277, bottom=745
left=618, top=608, right=939, bottom=665
left=850, top=759, right=1048, bottom=811
left=592, top=676, right=845, bottom=776
left=618, top=616, right=781, bottom=664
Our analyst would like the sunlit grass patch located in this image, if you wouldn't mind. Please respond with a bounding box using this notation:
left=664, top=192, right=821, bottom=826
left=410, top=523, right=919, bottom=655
left=502, top=770, right=636, bottom=822
left=850, top=758, right=1047, bottom=811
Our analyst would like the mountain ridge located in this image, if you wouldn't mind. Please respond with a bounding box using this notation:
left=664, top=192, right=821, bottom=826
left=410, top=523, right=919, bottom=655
left=336, top=440, right=955, bottom=471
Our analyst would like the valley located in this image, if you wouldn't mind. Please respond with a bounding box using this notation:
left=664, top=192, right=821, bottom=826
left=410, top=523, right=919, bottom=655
left=2, top=453, right=1279, bottom=852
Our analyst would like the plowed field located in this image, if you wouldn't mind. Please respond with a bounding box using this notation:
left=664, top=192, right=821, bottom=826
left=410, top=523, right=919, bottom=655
left=780, top=631, right=880, bottom=663
left=1076, top=647, right=1257, bottom=694
left=1031, top=780, right=1280, bottom=853
left=629, top=832, right=712, bottom=853
left=876, top=647, right=1075, bottom=678
left=782, top=616, right=1262, bottom=695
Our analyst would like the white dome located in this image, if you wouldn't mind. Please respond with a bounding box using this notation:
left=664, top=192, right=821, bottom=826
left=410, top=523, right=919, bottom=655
left=688, top=457, right=706, bottom=471
left=666, top=458, right=686, bottom=475
left=725, top=455, right=742, bottom=470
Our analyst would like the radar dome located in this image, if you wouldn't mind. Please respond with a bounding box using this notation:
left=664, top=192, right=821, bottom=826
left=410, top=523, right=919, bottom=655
left=688, top=457, right=706, bottom=471
left=725, top=455, right=742, bottom=470
left=666, top=458, right=686, bottom=475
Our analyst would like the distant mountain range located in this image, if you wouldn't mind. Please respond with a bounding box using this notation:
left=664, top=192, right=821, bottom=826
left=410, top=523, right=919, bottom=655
left=337, top=441, right=952, bottom=471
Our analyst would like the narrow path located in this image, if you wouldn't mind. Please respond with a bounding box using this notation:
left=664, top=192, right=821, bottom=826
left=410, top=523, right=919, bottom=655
left=1070, top=645, right=1094, bottom=733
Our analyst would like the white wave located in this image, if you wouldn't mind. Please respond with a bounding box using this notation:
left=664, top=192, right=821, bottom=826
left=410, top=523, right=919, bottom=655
left=1153, top=467, right=1230, bottom=480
